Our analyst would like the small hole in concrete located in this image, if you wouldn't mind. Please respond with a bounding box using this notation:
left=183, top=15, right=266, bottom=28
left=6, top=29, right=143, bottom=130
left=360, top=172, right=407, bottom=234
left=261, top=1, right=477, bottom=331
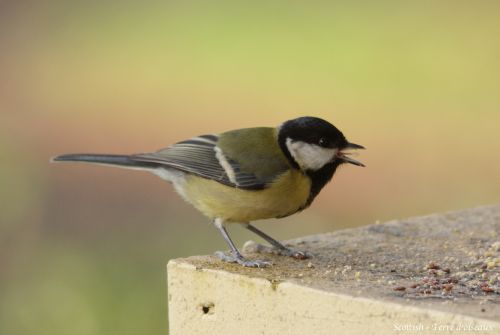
left=201, top=302, right=214, bottom=315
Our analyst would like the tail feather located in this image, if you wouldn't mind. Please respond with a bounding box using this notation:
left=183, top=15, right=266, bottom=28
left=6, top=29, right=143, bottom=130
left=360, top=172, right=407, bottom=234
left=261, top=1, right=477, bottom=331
left=51, top=153, right=159, bottom=169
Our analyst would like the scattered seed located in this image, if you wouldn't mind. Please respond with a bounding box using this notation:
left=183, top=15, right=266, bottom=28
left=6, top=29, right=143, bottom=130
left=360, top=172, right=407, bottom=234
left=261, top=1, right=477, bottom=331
left=427, top=262, right=441, bottom=270
left=443, top=284, right=453, bottom=291
left=481, top=286, right=494, bottom=293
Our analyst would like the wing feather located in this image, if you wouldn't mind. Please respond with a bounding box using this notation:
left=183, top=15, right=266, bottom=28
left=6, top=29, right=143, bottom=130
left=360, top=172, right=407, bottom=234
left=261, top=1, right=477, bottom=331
left=130, top=134, right=275, bottom=189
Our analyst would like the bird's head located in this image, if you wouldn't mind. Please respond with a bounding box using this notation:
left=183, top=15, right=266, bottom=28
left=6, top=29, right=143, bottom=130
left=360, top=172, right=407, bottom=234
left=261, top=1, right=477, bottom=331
left=278, top=116, right=365, bottom=172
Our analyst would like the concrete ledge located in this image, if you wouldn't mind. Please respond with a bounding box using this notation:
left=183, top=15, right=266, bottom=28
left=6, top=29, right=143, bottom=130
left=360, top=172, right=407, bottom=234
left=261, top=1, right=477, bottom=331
left=167, top=205, right=500, bottom=334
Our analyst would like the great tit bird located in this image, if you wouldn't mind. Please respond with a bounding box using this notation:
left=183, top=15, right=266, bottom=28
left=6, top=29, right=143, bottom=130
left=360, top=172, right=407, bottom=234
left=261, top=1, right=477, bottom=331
left=52, top=116, right=364, bottom=267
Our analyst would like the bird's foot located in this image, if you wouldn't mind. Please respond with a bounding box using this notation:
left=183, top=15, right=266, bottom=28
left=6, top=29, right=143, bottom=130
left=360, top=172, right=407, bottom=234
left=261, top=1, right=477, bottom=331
left=214, top=251, right=272, bottom=268
left=242, top=241, right=311, bottom=260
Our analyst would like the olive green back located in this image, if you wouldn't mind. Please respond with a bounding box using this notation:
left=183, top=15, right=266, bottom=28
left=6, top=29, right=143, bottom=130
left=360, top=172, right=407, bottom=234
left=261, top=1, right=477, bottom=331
left=217, top=127, right=291, bottom=183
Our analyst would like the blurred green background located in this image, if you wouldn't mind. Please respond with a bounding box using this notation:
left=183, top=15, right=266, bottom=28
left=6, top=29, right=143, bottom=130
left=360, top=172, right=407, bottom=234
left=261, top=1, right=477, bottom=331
left=1, top=1, right=499, bottom=334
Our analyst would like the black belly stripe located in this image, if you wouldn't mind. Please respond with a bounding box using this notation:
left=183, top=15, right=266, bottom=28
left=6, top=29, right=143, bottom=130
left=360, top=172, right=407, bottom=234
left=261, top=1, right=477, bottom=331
left=305, top=161, right=341, bottom=207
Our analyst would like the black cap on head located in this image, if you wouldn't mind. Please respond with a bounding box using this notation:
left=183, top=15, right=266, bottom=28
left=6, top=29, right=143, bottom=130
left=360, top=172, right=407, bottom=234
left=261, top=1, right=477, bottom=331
left=278, top=116, right=348, bottom=149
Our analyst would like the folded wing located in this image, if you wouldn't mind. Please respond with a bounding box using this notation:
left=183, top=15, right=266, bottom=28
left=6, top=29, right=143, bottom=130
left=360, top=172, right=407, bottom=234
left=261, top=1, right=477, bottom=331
left=131, top=133, right=287, bottom=190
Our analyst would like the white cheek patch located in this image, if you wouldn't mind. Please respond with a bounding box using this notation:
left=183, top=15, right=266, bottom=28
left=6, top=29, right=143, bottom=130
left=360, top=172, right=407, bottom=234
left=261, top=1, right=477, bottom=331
left=286, top=138, right=337, bottom=171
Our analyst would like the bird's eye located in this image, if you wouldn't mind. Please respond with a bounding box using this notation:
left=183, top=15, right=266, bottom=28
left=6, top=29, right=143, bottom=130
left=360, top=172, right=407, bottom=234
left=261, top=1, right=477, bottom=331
left=318, top=138, right=329, bottom=147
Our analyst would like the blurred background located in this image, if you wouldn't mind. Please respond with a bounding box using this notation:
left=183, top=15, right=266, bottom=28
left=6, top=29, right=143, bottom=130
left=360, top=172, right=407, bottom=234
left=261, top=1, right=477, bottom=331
left=1, top=1, right=499, bottom=334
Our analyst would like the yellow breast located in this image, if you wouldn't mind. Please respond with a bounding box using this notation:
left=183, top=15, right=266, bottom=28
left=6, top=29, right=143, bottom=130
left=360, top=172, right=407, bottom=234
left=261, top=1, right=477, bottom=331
left=182, top=169, right=311, bottom=223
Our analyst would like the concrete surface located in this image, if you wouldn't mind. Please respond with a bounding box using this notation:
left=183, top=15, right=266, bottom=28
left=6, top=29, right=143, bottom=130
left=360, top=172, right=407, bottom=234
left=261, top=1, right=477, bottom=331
left=167, top=204, right=500, bottom=334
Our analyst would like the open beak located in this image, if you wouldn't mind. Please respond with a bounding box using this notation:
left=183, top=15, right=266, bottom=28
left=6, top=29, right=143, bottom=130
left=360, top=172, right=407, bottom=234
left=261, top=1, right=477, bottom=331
left=338, top=142, right=365, bottom=167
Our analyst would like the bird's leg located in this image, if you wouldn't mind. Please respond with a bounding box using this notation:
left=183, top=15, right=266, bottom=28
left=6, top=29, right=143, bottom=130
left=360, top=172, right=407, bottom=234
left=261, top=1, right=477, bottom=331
left=212, top=218, right=271, bottom=268
left=243, top=223, right=310, bottom=260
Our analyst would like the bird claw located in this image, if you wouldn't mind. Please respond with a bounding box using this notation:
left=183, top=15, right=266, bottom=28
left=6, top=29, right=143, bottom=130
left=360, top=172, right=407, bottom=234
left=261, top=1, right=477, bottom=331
left=242, top=241, right=311, bottom=260
left=286, top=249, right=311, bottom=260
left=214, top=251, right=272, bottom=268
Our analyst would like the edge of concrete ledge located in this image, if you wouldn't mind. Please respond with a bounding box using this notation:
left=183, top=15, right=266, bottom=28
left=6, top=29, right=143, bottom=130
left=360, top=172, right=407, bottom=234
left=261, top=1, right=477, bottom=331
left=167, top=204, right=500, bottom=335
left=167, top=260, right=499, bottom=335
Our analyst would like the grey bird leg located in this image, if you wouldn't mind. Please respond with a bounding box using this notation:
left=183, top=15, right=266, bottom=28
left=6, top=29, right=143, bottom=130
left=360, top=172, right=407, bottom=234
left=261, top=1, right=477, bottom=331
left=244, top=223, right=310, bottom=259
left=212, top=218, right=271, bottom=268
